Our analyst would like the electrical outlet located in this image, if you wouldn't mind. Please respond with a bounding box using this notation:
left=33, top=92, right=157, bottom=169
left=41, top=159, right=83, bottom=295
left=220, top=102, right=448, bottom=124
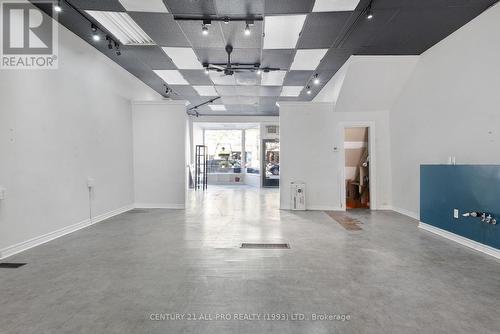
left=453, top=209, right=459, bottom=219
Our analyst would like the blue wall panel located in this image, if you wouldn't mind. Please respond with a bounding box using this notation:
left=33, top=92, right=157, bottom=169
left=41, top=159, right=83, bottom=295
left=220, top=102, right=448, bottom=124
left=420, top=165, right=500, bottom=249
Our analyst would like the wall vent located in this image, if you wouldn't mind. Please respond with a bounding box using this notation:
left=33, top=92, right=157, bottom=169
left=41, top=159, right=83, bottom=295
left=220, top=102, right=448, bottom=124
left=266, top=125, right=279, bottom=135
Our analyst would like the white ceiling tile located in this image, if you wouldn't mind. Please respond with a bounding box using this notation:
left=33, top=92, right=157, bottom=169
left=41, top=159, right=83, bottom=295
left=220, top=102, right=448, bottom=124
left=209, top=105, right=227, bottom=111
left=290, top=49, right=328, bottom=70
left=281, top=86, right=304, bottom=97
left=118, top=0, right=168, bottom=13
left=261, top=71, right=287, bottom=86
left=263, top=15, right=307, bottom=49
left=312, top=0, right=360, bottom=12
left=162, top=47, right=203, bottom=70
left=85, top=11, right=154, bottom=45
left=193, top=86, right=218, bottom=96
left=153, top=70, right=189, bottom=85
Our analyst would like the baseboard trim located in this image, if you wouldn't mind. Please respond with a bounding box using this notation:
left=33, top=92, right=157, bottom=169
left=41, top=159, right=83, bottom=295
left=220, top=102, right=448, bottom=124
left=0, top=204, right=134, bottom=260
left=390, top=206, right=420, bottom=220
left=419, top=222, right=500, bottom=260
left=134, top=203, right=185, bottom=209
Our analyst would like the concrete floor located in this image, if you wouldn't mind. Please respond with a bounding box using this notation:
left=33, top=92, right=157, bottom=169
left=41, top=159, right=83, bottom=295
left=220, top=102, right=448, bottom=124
left=1, top=186, right=500, bottom=333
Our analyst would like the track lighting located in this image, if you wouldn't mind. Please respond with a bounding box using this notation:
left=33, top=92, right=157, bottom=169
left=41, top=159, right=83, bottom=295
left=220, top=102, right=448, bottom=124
left=164, top=84, right=172, bottom=96
left=313, top=74, right=320, bottom=85
left=106, top=36, right=113, bottom=49
left=244, top=24, right=251, bottom=36
left=201, top=19, right=211, bottom=35
left=256, top=69, right=261, bottom=75
left=204, top=67, right=209, bottom=74
left=91, top=24, right=100, bottom=41
left=306, top=86, right=311, bottom=95
left=54, top=0, right=62, bottom=12
left=114, top=41, right=121, bottom=56
left=366, top=0, right=374, bottom=19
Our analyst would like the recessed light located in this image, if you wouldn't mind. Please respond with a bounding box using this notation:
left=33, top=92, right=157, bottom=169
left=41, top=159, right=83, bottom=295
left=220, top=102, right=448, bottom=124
left=162, top=47, right=203, bottom=70
left=281, top=86, right=304, bottom=97
left=312, top=0, right=360, bottom=12
left=86, top=11, right=154, bottom=45
left=263, top=15, right=306, bottom=49
left=153, top=70, right=189, bottom=85
left=290, top=49, right=328, bottom=70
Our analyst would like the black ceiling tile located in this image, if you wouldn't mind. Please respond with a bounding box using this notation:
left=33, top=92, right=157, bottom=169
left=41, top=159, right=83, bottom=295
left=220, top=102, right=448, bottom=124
left=259, top=87, right=282, bottom=97
left=220, top=21, right=263, bottom=49
left=164, top=0, right=217, bottom=15
left=261, top=49, right=295, bottom=70
left=264, top=0, right=315, bottom=14
left=123, top=45, right=176, bottom=69
left=129, top=13, right=190, bottom=47
left=70, top=0, right=125, bottom=11
left=214, top=0, right=265, bottom=15
left=180, top=70, right=214, bottom=85
left=177, top=21, right=226, bottom=48
left=297, top=12, right=354, bottom=49
left=195, top=47, right=261, bottom=64
left=284, top=70, right=313, bottom=85
left=370, top=0, right=497, bottom=10
left=338, top=9, right=401, bottom=50
left=316, top=48, right=352, bottom=71
left=170, top=85, right=199, bottom=96
left=369, top=7, right=489, bottom=54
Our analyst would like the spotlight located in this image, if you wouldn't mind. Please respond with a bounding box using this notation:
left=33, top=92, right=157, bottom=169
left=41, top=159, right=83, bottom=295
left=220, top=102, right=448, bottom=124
left=244, top=24, right=251, bottom=36
left=204, top=67, right=210, bottom=74
left=115, top=41, right=121, bottom=56
left=367, top=10, right=373, bottom=19
left=256, top=69, right=261, bottom=75
left=306, top=86, right=311, bottom=95
left=313, top=74, right=320, bottom=85
left=91, top=24, right=100, bottom=41
left=202, top=19, right=211, bottom=35
left=54, top=1, right=62, bottom=12
left=224, top=17, right=230, bottom=24
left=106, top=36, right=113, bottom=49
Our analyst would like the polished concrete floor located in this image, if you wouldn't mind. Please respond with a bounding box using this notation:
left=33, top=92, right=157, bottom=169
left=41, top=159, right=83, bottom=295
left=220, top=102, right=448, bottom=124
left=1, top=186, right=500, bottom=333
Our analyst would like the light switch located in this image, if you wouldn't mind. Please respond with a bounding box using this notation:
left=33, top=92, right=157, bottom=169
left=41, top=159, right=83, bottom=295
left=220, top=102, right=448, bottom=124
left=453, top=209, right=459, bottom=219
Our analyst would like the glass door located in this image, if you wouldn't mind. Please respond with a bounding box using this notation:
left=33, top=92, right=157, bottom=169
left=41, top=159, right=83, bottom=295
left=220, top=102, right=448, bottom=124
left=262, top=139, right=280, bottom=187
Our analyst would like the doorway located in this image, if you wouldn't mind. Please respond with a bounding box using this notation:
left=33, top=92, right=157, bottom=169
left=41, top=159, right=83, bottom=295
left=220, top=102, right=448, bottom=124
left=344, top=127, right=370, bottom=209
left=262, top=139, right=280, bottom=187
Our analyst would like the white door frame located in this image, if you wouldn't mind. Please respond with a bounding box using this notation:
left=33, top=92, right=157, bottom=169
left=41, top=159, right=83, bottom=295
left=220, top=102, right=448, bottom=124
left=338, top=121, right=377, bottom=210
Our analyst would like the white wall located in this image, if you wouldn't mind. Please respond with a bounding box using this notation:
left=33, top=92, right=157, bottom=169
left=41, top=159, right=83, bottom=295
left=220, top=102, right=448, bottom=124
left=132, top=101, right=187, bottom=208
left=280, top=102, right=392, bottom=211
left=390, top=3, right=500, bottom=218
left=0, top=11, right=160, bottom=257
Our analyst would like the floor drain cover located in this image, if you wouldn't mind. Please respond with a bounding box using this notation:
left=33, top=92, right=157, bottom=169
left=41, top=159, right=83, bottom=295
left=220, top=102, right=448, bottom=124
left=241, top=243, right=290, bottom=249
left=0, top=263, right=27, bottom=268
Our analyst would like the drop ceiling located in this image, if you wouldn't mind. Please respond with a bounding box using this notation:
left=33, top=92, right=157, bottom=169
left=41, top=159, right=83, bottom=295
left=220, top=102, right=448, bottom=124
left=33, top=0, right=498, bottom=116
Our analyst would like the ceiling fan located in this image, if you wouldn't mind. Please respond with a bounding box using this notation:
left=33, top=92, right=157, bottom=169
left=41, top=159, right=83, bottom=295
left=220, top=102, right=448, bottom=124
left=204, top=44, right=280, bottom=76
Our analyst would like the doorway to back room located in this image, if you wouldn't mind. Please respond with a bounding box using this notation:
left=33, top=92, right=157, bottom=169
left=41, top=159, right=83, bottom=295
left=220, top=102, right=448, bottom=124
left=344, top=127, right=370, bottom=209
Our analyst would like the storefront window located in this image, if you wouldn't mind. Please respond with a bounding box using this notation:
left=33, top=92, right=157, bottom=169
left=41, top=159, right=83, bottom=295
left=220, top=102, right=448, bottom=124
left=245, top=128, right=260, bottom=174
left=205, top=130, right=242, bottom=173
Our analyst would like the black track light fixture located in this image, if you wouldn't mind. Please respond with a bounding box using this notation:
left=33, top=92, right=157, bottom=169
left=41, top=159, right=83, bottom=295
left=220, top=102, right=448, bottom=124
left=306, top=86, right=312, bottom=95
left=114, top=41, right=121, bottom=56
left=366, top=0, right=374, bottom=19
left=201, top=19, right=211, bottom=36
left=91, top=23, right=100, bottom=41
left=244, top=20, right=254, bottom=36
left=313, top=73, right=320, bottom=85
left=106, top=36, right=113, bottom=49
left=54, top=0, right=62, bottom=13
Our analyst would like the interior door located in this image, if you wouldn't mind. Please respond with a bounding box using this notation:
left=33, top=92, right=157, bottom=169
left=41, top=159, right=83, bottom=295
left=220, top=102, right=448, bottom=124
left=262, top=139, right=280, bottom=187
